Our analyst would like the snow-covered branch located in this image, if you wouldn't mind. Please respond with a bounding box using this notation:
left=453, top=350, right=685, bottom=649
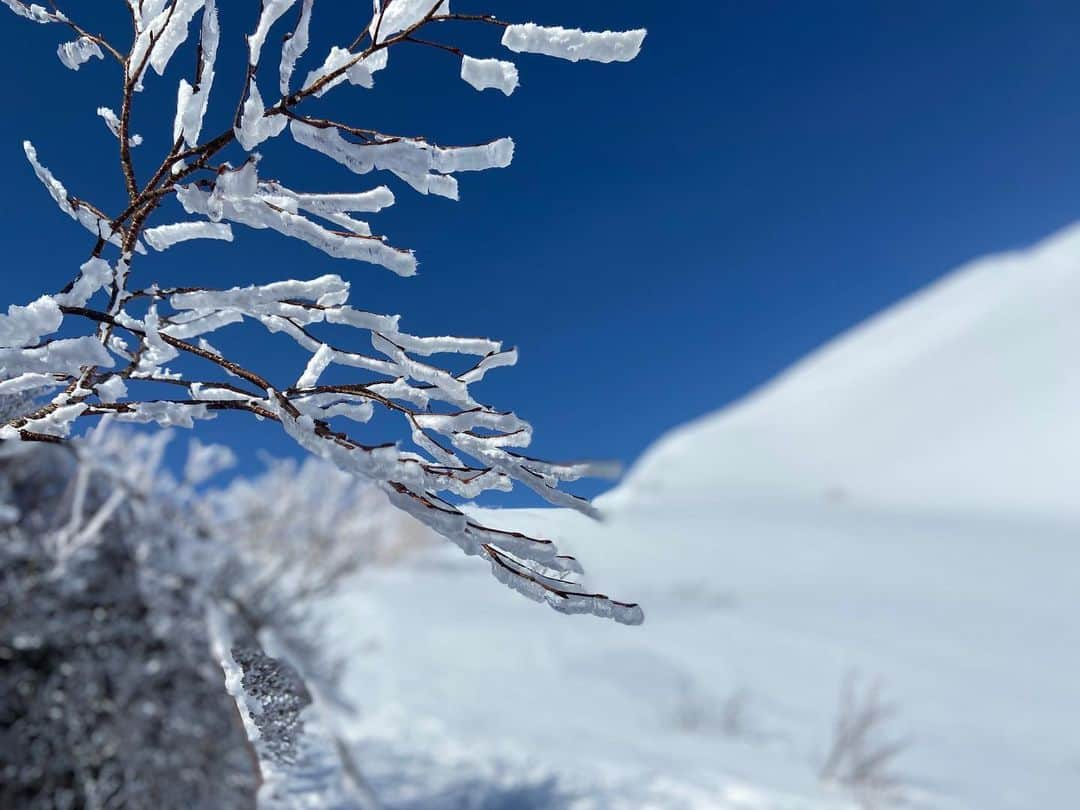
left=1, top=2, right=646, bottom=624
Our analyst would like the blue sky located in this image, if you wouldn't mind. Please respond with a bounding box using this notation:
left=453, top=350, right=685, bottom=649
left=3, top=2, right=1080, bottom=500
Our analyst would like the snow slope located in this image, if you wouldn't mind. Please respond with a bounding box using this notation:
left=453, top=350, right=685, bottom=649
left=327, top=225, right=1080, bottom=808
left=609, top=222, right=1080, bottom=520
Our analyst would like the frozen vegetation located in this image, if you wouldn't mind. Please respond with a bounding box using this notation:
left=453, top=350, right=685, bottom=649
left=0, top=0, right=647, bottom=627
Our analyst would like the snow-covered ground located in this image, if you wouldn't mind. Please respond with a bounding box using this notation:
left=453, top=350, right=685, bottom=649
left=326, top=225, right=1080, bottom=808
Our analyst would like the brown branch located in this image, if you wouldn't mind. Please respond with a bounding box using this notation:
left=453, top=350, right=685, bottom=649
left=86, top=399, right=281, bottom=422
left=59, top=305, right=278, bottom=396
left=403, top=35, right=462, bottom=57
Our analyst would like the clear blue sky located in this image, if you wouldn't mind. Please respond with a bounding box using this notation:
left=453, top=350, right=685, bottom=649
left=3, top=2, right=1080, bottom=500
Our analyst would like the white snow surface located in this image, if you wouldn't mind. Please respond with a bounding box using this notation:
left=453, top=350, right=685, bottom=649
left=129, top=0, right=203, bottom=83
left=173, top=0, right=218, bottom=147
left=235, top=80, right=288, bottom=150
left=278, top=0, right=313, bottom=94
left=56, top=37, right=103, bottom=71
left=460, top=55, right=519, bottom=96
left=324, top=224, right=1080, bottom=809
left=247, top=0, right=295, bottom=67
left=0, top=295, right=61, bottom=347
left=303, top=46, right=387, bottom=95
left=290, top=120, right=513, bottom=202
left=97, top=107, right=143, bottom=147
left=143, top=220, right=233, bottom=251
left=2, top=0, right=60, bottom=24
left=370, top=0, right=449, bottom=42
left=501, top=24, right=646, bottom=64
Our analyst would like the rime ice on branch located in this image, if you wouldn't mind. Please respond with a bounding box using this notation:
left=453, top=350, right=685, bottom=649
left=0, top=0, right=646, bottom=625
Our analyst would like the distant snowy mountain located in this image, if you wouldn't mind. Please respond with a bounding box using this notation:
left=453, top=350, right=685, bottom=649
left=328, top=226, right=1080, bottom=809
left=608, top=223, right=1080, bottom=519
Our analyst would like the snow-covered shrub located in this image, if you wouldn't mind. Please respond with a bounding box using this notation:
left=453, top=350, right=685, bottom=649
left=209, top=454, right=433, bottom=601
left=0, top=436, right=259, bottom=809
left=0, top=412, right=400, bottom=807
left=0, top=0, right=645, bottom=625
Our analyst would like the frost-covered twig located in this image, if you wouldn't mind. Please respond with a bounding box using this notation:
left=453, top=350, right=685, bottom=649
left=820, top=672, right=911, bottom=808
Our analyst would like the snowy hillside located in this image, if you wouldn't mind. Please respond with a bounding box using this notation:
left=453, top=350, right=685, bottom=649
left=610, top=222, right=1080, bottom=520
left=327, top=226, right=1080, bottom=809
